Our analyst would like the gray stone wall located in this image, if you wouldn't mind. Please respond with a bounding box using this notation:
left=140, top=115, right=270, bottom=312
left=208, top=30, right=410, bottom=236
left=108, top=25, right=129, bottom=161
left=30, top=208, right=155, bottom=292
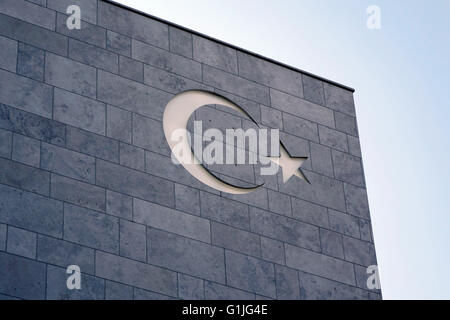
left=0, top=0, right=381, bottom=300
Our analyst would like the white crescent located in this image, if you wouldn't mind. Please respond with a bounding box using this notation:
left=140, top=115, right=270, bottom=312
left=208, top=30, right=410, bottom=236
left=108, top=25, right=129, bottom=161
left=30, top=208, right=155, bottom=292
left=163, top=90, right=263, bottom=194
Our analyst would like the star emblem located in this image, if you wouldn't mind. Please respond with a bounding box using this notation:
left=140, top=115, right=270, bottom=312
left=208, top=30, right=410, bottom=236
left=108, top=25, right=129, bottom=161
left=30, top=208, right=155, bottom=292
left=269, top=143, right=310, bottom=184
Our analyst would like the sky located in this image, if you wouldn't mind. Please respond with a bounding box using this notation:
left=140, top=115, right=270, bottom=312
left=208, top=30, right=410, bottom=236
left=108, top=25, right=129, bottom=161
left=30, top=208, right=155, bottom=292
left=114, top=0, right=450, bottom=299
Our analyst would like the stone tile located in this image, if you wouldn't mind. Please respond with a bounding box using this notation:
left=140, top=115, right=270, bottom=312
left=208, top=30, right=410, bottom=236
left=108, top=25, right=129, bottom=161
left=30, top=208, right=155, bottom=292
left=205, top=281, right=255, bottom=300
left=359, top=218, right=373, bottom=242
left=275, top=265, right=300, bottom=300
left=324, top=83, right=356, bottom=116
left=0, top=0, right=55, bottom=30
left=299, top=271, right=368, bottom=300
left=7, top=226, right=36, bottom=259
left=260, top=237, right=285, bottom=265
left=26, top=0, right=46, bottom=5
left=46, top=265, right=105, bottom=300
left=45, top=53, right=96, bottom=98
left=12, top=134, right=40, bottom=167
left=56, top=12, right=106, bottom=48
left=133, top=288, right=175, bottom=300
left=195, top=105, right=241, bottom=141
left=260, top=105, right=282, bottom=129
left=367, top=287, right=381, bottom=300
left=250, top=207, right=320, bottom=251
left=209, top=169, right=257, bottom=192
left=107, top=30, right=131, bottom=56
left=0, top=293, right=19, bottom=300
left=0, top=251, right=46, bottom=299
left=302, top=75, right=325, bottom=106
left=283, top=112, right=319, bottom=142
left=68, top=38, right=118, bottom=73
left=175, top=183, right=200, bottom=216
left=105, top=281, right=133, bottom=300
left=368, top=292, right=382, bottom=300
left=144, top=151, right=220, bottom=195
left=106, top=190, right=132, bottom=220
left=0, top=69, right=52, bottom=118
left=332, top=150, right=365, bottom=187
left=225, top=250, right=276, bottom=298
left=342, top=236, right=377, bottom=266
left=221, top=183, right=269, bottom=211
left=47, top=0, right=97, bottom=24
left=0, top=184, right=63, bottom=237
left=132, top=39, right=201, bottom=82
left=120, top=143, right=145, bottom=171
left=193, top=35, right=238, bottom=74
left=291, top=197, right=329, bottom=228
left=66, top=126, right=119, bottom=163
left=17, top=43, right=44, bottom=81
left=169, top=26, right=192, bottom=58
left=178, top=274, right=204, bottom=300
left=211, top=222, right=261, bottom=257
left=53, top=88, right=106, bottom=135
left=0, top=35, right=17, bottom=72
left=0, top=104, right=65, bottom=146
left=132, top=113, right=170, bottom=156
left=41, top=142, right=95, bottom=183
left=144, top=64, right=210, bottom=94
left=354, top=264, right=369, bottom=291
left=51, top=174, right=106, bottom=212
left=215, top=89, right=261, bottom=123
left=279, top=169, right=346, bottom=212
left=285, top=244, right=355, bottom=285
left=328, top=209, right=360, bottom=238
left=319, top=229, right=344, bottom=259
left=0, top=129, right=12, bottom=158
left=200, top=191, right=250, bottom=230
left=0, top=157, right=49, bottom=196
left=310, top=142, right=333, bottom=178
left=254, top=163, right=279, bottom=191
left=318, top=125, right=348, bottom=152
left=335, top=111, right=358, bottom=136
left=267, top=190, right=292, bottom=216
left=64, top=203, right=119, bottom=254
left=147, top=227, right=225, bottom=284
left=134, top=198, right=210, bottom=243
left=344, top=183, right=370, bottom=219
left=119, top=56, right=143, bottom=82
left=0, top=293, right=21, bottom=301
left=107, top=105, right=131, bottom=143
left=120, top=219, right=146, bottom=262
left=204, top=164, right=255, bottom=189
left=98, top=1, right=169, bottom=49
left=37, top=235, right=95, bottom=275
left=98, top=70, right=173, bottom=120
left=0, top=224, right=6, bottom=251
left=348, top=135, right=362, bottom=157
left=270, top=89, right=335, bottom=128
left=237, top=51, right=302, bottom=97
left=0, top=13, right=67, bottom=56
left=96, top=159, right=174, bottom=208
left=279, top=132, right=311, bottom=160
left=203, top=64, right=270, bottom=105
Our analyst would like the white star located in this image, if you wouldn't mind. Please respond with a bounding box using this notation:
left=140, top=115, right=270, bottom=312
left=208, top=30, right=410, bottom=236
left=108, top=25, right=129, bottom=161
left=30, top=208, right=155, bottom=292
left=269, top=144, right=309, bottom=183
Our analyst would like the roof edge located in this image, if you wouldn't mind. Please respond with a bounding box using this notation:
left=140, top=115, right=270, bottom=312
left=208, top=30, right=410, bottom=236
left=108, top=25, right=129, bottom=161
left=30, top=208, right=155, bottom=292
left=102, top=0, right=355, bottom=93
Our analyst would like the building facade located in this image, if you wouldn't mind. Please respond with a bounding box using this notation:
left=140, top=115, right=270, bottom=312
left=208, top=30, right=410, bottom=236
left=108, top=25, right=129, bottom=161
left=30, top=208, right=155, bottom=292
left=0, top=0, right=381, bottom=299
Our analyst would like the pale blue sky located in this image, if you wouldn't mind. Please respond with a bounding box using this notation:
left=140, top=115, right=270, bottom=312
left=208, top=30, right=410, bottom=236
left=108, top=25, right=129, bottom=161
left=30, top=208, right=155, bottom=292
left=115, top=0, right=450, bottom=299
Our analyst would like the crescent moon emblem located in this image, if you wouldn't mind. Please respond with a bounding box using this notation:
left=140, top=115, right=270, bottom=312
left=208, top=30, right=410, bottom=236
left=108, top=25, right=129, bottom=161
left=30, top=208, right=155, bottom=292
left=163, top=90, right=263, bottom=195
